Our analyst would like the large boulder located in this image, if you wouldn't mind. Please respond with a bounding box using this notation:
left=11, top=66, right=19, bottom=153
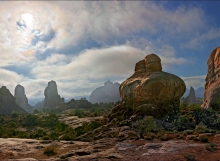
left=14, top=85, right=33, bottom=113
left=44, top=80, right=64, bottom=108
left=109, top=54, right=186, bottom=120
left=183, top=87, right=197, bottom=104
left=0, top=86, right=26, bottom=115
left=202, top=47, right=220, bottom=109
left=89, top=80, right=121, bottom=104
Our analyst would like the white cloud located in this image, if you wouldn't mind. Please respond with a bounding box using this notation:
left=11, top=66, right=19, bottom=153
left=0, top=68, right=27, bottom=94
left=181, top=75, right=206, bottom=89
left=186, top=28, right=220, bottom=49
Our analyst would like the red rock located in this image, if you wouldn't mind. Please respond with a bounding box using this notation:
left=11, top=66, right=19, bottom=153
left=119, top=54, right=186, bottom=117
left=202, top=47, right=220, bottom=109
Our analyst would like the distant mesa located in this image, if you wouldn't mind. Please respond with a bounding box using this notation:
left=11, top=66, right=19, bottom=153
left=0, top=86, right=26, bottom=115
left=44, top=80, right=64, bottom=108
left=89, top=80, right=121, bottom=104
left=109, top=53, right=186, bottom=120
left=14, top=85, right=33, bottom=113
left=202, top=47, right=220, bottom=109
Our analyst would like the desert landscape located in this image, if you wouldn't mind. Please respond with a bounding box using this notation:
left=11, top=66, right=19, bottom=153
left=1, top=1, right=220, bottom=161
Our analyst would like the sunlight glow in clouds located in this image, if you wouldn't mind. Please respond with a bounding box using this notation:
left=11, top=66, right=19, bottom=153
left=0, top=1, right=219, bottom=104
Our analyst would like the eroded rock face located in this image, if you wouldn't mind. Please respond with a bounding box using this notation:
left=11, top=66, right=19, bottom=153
left=0, top=86, right=26, bottom=115
left=89, top=80, right=121, bottom=104
left=118, top=54, right=186, bottom=118
left=44, top=81, right=64, bottom=108
left=202, top=47, right=220, bottom=109
left=14, top=85, right=33, bottom=113
left=183, top=87, right=197, bottom=104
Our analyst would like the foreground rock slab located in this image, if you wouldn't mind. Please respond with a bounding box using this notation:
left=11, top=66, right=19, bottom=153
left=2, top=136, right=220, bottom=161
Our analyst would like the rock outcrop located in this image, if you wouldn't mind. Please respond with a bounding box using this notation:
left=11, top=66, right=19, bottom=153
left=0, top=86, right=26, bottom=115
left=183, top=87, right=197, bottom=104
left=44, top=80, right=64, bottom=108
left=109, top=54, right=186, bottom=120
left=202, top=47, right=220, bottom=109
left=89, top=80, right=121, bottom=104
left=14, top=85, right=33, bottom=113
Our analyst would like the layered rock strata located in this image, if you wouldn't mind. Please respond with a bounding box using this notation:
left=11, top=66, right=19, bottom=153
left=14, top=85, right=33, bottom=113
left=109, top=54, right=186, bottom=120
left=89, top=80, right=121, bottom=104
left=202, top=47, right=220, bottom=109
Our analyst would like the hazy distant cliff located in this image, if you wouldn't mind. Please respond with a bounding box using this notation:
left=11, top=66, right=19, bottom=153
left=14, top=85, right=33, bottom=113
left=89, top=80, right=121, bottom=104
left=0, top=86, right=26, bottom=115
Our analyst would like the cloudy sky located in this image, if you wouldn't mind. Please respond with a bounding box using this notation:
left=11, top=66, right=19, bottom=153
left=0, top=1, right=219, bottom=105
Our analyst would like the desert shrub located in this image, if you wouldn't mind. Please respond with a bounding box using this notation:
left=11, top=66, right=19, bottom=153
left=199, top=135, right=209, bottom=143
left=0, top=116, right=4, bottom=124
left=40, top=113, right=59, bottom=128
left=132, top=116, right=158, bottom=136
left=174, top=116, right=195, bottom=131
left=193, top=108, right=218, bottom=128
left=75, top=120, right=102, bottom=137
left=30, top=129, right=47, bottom=139
left=195, top=122, right=207, bottom=133
left=17, top=131, right=29, bottom=138
left=184, top=153, right=196, bottom=161
left=8, top=121, right=17, bottom=128
left=22, top=114, right=38, bottom=127
left=144, top=132, right=155, bottom=140
left=11, top=111, right=18, bottom=118
left=56, top=122, right=68, bottom=133
left=74, top=108, right=85, bottom=117
left=43, top=146, right=57, bottom=156
left=206, top=143, right=217, bottom=151
left=183, top=130, right=194, bottom=135
left=49, top=132, right=58, bottom=140
left=42, top=136, right=50, bottom=140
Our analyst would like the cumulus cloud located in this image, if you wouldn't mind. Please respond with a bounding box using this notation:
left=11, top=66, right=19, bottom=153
left=0, top=1, right=213, bottom=102
left=0, top=68, right=27, bottom=94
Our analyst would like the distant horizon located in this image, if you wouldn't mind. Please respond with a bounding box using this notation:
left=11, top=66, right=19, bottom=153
left=0, top=1, right=219, bottom=104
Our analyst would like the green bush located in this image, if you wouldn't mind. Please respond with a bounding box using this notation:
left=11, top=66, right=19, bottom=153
left=132, top=116, right=158, bottom=137
left=195, top=122, right=207, bottom=133
left=199, top=135, right=209, bottom=143
left=11, top=111, right=18, bottom=118
left=43, top=146, right=57, bottom=156
left=184, top=153, right=196, bottom=161
left=174, top=116, right=195, bottom=131
left=22, top=114, right=38, bottom=127
left=183, top=130, right=194, bottom=135
left=206, top=143, right=217, bottom=151
left=193, top=108, right=218, bottom=128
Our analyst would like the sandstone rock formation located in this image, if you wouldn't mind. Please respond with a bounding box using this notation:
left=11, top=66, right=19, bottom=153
left=202, top=47, right=220, bottom=109
left=14, top=85, right=33, bottom=113
left=183, top=87, right=197, bottom=104
left=109, top=54, right=186, bottom=119
left=44, top=80, right=64, bottom=108
left=89, top=80, right=121, bottom=104
left=0, top=86, right=26, bottom=115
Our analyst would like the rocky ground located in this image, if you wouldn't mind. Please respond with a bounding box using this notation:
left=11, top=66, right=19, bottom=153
left=1, top=133, right=220, bottom=161
left=59, top=115, right=103, bottom=129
